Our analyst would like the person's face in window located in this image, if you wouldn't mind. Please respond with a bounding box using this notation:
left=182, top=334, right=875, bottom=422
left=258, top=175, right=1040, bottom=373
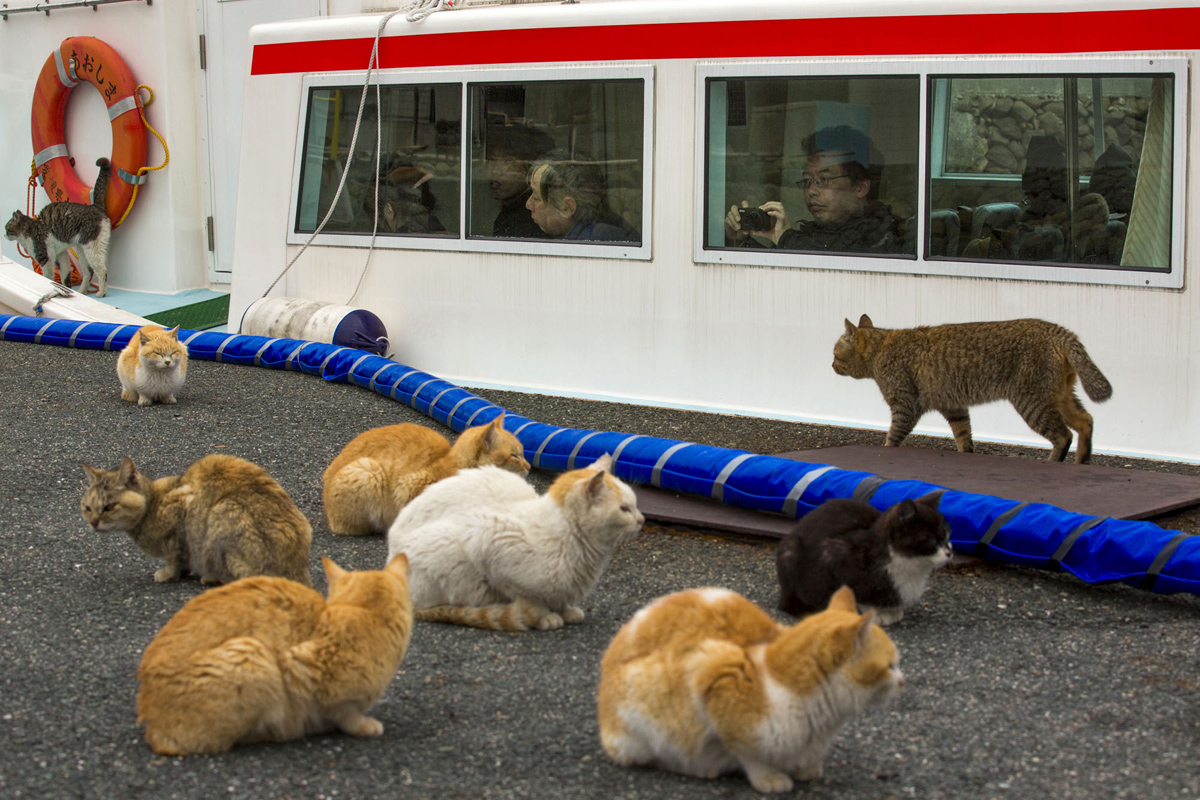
left=487, top=155, right=528, bottom=202
left=802, top=152, right=870, bottom=226
left=526, top=165, right=574, bottom=237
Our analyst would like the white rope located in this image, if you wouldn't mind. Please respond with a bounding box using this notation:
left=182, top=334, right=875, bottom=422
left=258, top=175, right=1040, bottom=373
left=33, top=283, right=72, bottom=317
left=260, top=0, right=466, bottom=304
left=260, top=9, right=403, bottom=301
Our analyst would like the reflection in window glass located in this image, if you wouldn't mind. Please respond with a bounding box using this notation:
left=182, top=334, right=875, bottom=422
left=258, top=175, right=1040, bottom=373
left=929, top=75, right=1172, bottom=269
left=705, top=76, right=919, bottom=257
left=467, top=81, right=643, bottom=244
left=295, top=84, right=462, bottom=237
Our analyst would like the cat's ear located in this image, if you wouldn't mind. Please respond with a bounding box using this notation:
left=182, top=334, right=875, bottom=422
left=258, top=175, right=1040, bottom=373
left=827, top=585, right=858, bottom=613
left=117, top=456, right=138, bottom=487
left=844, top=318, right=857, bottom=335
left=139, top=330, right=151, bottom=345
left=893, top=500, right=916, bottom=525
left=481, top=414, right=504, bottom=448
left=585, top=470, right=609, bottom=501
left=166, top=326, right=179, bottom=339
left=855, top=610, right=877, bottom=649
left=322, top=556, right=348, bottom=585
left=858, top=314, right=874, bottom=328
left=588, top=453, right=614, bottom=473
left=385, top=552, right=410, bottom=577
left=81, top=463, right=104, bottom=484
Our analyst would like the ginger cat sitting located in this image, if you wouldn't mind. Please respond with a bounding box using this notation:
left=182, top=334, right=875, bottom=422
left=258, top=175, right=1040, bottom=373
left=323, top=415, right=530, bottom=536
left=598, top=586, right=902, bottom=793
left=137, top=554, right=412, bottom=756
left=117, top=324, right=188, bottom=406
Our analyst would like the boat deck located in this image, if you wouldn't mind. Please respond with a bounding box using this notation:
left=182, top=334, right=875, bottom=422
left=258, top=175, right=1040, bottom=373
left=636, top=445, right=1200, bottom=538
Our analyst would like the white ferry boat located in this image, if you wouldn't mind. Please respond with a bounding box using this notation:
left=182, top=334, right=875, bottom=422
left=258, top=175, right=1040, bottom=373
left=2, top=0, right=1198, bottom=462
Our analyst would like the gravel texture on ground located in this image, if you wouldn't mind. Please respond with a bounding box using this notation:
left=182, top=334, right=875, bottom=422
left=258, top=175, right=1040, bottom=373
left=1, top=339, right=1198, bottom=800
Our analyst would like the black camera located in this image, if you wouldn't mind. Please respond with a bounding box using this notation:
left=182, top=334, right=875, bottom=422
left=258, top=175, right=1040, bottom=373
left=738, top=207, right=772, bottom=231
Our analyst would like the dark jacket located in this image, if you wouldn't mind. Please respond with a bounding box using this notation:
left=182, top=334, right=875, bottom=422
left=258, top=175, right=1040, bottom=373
left=566, top=214, right=640, bottom=244
left=774, top=202, right=903, bottom=254
left=492, top=190, right=544, bottom=239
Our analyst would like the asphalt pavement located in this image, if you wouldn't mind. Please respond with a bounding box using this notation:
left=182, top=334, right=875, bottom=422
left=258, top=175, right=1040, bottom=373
left=1, top=337, right=1199, bottom=800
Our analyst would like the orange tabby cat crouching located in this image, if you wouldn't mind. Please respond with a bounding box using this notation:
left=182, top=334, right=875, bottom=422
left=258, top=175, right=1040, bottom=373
left=117, top=325, right=188, bottom=406
left=137, top=555, right=412, bottom=756
left=323, top=415, right=530, bottom=536
left=598, top=586, right=902, bottom=793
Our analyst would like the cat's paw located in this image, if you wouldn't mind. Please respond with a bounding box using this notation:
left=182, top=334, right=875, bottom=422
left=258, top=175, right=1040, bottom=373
left=874, top=607, right=904, bottom=626
left=562, top=606, right=585, bottom=624
left=746, top=770, right=793, bottom=794
left=163, top=395, right=177, bottom=405
left=341, top=715, right=384, bottom=737
left=200, top=575, right=221, bottom=586
left=792, top=763, right=824, bottom=781
left=536, top=612, right=564, bottom=631
left=153, top=567, right=180, bottom=583
left=137, top=395, right=153, bottom=407
left=120, top=389, right=137, bottom=402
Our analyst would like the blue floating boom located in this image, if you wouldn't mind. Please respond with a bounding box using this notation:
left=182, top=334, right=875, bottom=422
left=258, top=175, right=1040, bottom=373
left=3, top=313, right=1197, bottom=597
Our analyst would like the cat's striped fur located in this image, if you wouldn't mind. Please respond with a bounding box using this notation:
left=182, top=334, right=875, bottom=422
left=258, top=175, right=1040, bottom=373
left=4, top=158, right=113, bottom=296
left=833, top=314, right=1112, bottom=463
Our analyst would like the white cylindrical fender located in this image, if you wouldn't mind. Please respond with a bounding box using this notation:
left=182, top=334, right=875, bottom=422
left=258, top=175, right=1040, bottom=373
left=239, top=297, right=389, bottom=355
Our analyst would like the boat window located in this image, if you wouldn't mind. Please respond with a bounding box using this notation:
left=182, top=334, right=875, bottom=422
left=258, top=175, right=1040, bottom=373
left=702, top=75, right=920, bottom=258
left=294, top=83, right=462, bottom=238
left=928, top=74, right=1173, bottom=271
left=466, top=80, right=644, bottom=245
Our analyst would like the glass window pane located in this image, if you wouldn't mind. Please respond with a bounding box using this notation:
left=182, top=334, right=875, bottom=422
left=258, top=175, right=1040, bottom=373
left=467, top=80, right=643, bottom=244
left=295, top=83, right=462, bottom=237
left=705, top=76, right=919, bottom=257
left=929, top=74, right=1171, bottom=269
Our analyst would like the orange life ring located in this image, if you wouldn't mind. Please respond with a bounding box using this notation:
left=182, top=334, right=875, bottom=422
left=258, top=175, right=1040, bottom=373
left=31, top=37, right=148, bottom=228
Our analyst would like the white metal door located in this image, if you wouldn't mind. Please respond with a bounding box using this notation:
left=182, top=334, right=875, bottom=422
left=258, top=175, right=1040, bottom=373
left=198, top=0, right=322, bottom=281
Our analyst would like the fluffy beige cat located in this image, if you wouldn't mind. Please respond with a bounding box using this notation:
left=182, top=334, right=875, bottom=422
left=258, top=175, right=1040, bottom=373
left=137, top=554, right=412, bottom=756
left=322, top=415, right=530, bottom=536
left=598, top=586, right=903, bottom=793
left=117, top=324, right=188, bottom=406
left=80, top=454, right=312, bottom=585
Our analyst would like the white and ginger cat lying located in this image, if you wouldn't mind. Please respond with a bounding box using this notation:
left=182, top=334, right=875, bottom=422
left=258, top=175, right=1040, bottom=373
left=117, top=324, right=188, bottom=406
left=137, top=554, right=412, bottom=756
left=386, top=454, right=643, bottom=631
left=323, top=415, right=529, bottom=536
left=81, top=454, right=312, bottom=585
left=598, top=586, right=903, bottom=793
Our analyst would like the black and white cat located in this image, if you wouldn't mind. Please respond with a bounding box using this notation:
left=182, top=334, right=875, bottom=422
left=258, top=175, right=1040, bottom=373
left=4, top=157, right=112, bottom=296
left=776, top=494, right=952, bottom=625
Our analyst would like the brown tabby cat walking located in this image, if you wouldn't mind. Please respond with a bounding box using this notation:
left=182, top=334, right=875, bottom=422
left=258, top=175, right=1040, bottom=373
left=598, top=586, right=902, bottom=793
left=832, top=315, right=1112, bottom=463
left=137, top=554, right=412, bottom=756
left=322, top=415, right=529, bottom=536
left=81, top=454, right=312, bottom=585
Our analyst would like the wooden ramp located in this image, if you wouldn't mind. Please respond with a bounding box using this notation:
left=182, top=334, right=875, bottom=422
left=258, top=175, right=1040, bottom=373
left=635, top=446, right=1200, bottom=539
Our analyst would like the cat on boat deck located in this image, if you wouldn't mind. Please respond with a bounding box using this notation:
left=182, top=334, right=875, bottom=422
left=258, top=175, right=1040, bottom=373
left=4, top=157, right=112, bottom=296
left=117, top=324, right=188, bottom=406
left=137, top=554, right=412, bottom=756
left=386, top=454, right=644, bottom=631
left=776, top=494, right=952, bottom=625
left=322, top=415, right=529, bottom=536
left=832, top=315, right=1113, bottom=463
left=80, top=453, right=312, bottom=586
left=598, top=585, right=902, bottom=794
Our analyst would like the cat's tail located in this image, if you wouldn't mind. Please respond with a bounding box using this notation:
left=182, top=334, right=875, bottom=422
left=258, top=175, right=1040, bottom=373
left=1064, top=334, right=1113, bottom=402
left=92, top=158, right=112, bottom=212
left=414, top=597, right=546, bottom=631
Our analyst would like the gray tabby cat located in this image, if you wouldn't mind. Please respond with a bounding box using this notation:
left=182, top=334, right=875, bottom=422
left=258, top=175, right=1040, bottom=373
left=4, top=157, right=112, bottom=296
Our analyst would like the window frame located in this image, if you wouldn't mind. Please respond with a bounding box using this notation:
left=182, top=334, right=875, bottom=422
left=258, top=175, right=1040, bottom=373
left=694, top=57, right=1186, bottom=289
left=288, top=65, right=655, bottom=260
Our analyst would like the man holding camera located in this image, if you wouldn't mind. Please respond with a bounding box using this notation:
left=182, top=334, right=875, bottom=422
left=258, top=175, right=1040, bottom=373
left=723, top=125, right=903, bottom=255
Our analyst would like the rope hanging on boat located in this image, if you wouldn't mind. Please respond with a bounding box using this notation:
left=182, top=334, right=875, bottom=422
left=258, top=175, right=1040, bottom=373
left=115, top=85, right=171, bottom=227
left=260, top=9, right=405, bottom=303
left=404, top=0, right=464, bottom=23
